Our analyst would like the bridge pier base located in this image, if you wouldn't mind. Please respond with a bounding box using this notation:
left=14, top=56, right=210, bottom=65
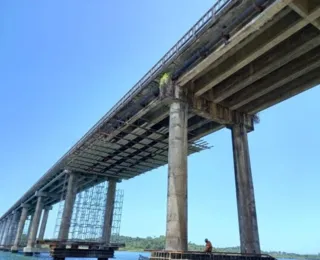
left=165, top=85, right=188, bottom=251
left=231, top=123, right=260, bottom=254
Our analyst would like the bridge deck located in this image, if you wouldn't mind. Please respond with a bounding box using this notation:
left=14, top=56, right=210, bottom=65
left=1, top=0, right=268, bottom=219
left=1, top=0, right=320, bottom=221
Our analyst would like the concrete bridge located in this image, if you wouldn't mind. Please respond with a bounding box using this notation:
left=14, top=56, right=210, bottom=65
left=0, top=0, right=319, bottom=259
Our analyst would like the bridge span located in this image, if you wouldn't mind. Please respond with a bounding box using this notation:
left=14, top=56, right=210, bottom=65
left=0, top=0, right=319, bottom=259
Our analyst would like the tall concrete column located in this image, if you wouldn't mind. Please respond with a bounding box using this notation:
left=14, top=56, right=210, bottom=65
left=102, top=179, right=117, bottom=245
left=38, top=206, right=52, bottom=241
left=26, top=214, right=34, bottom=240
left=24, top=195, right=44, bottom=255
left=6, top=211, right=20, bottom=247
left=165, top=85, right=188, bottom=251
left=58, top=171, right=78, bottom=241
left=2, top=214, right=13, bottom=247
left=11, top=204, right=29, bottom=253
left=0, top=220, right=6, bottom=246
left=0, top=218, right=9, bottom=246
left=231, top=123, right=260, bottom=254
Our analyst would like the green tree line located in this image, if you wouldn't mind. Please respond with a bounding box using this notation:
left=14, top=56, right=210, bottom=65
left=117, top=235, right=320, bottom=259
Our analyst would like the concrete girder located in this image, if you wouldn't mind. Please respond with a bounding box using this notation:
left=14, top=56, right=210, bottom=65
left=289, top=0, right=320, bottom=29
left=193, top=14, right=314, bottom=100
left=240, top=66, right=320, bottom=114
left=177, top=0, right=294, bottom=88
left=186, top=93, right=254, bottom=131
left=212, top=27, right=320, bottom=104
left=224, top=45, right=320, bottom=110
left=178, top=1, right=320, bottom=104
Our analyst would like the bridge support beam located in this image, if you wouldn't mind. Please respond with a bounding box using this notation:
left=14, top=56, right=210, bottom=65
left=231, top=123, right=260, bottom=254
left=24, top=195, right=44, bottom=256
left=102, top=179, right=117, bottom=246
left=11, top=204, right=30, bottom=253
left=165, top=85, right=188, bottom=251
left=38, top=206, right=52, bottom=241
left=58, top=171, right=78, bottom=242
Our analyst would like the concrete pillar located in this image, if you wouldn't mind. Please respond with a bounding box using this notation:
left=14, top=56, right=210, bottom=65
left=2, top=214, right=13, bottom=247
left=0, top=218, right=9, bottom=246
left=102, top=179, right=117, bottom=245
left=231, top=123, right=260, bottom=254
left=24, top=195, right=44, bottom=255
left=0, top=220, right=6, bottom=246
left=26, top=214, right=34, bottom=239
left=6, top=211, right=20, bottom=247
left=165, top=85, right=188, bottom=251
left=11, top=204, right=29, bottom=253
left=38, top=206, right=52, bottom=241
left=58, top=171, right=78, bottom=241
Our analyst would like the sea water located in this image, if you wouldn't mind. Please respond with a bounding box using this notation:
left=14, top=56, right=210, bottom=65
left=0, top=251, right=151, bottom=260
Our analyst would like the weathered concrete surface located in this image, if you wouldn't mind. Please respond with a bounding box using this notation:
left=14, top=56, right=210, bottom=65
left=165, top=85, right=188, bottom=251
left=102, top=180, right=117, bottom=245
left=179, top=0, right=320, bottom=117
left=231, top=124, right=260, bottom=254
left=0, top=221, right=5, bottom=245
left=11, top=205, right=29, bottom=252
left=1, top=215, right=12, bottom=246
left=6, top=211, right=20, bottom=247
left=24, top=195, right=43, bottom=253
left=26, top=214, right=34, bottom=239
left=38, top=206, right=52, bottom=241
left=58, top=171, right=78, bottom=241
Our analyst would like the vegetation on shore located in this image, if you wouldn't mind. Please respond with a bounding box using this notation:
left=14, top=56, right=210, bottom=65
left=117, top=235, right=320, bottom=259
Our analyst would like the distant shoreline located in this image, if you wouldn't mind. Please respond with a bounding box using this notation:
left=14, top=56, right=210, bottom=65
left=115, top=235, right=320, bottom=259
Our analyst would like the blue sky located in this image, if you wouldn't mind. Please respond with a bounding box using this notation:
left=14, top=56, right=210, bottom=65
left=0, top=0, right=319, bottom=255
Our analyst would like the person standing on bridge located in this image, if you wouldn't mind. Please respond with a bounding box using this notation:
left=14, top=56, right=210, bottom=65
left=204, top=238, right=213, bottom=252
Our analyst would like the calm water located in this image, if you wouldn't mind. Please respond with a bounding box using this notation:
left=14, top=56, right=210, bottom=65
left=0, top=252, right=295, bottom=260
left=0, top=251, right=151, bottom=260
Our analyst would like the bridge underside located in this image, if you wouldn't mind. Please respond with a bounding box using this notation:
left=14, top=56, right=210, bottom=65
left=179, top=0, right=320, bottom=117
left=1, top=0, right=320, bottom=257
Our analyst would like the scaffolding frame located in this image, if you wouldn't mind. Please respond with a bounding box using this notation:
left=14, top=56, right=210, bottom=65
left=53, top=181, right=124, bottom=243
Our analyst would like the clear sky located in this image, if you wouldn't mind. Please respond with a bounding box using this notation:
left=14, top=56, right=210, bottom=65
left=0, top=0, right=319, bottom=255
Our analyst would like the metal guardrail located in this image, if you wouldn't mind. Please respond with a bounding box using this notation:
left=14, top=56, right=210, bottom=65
left=0, top=0, right=234, bottom=220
